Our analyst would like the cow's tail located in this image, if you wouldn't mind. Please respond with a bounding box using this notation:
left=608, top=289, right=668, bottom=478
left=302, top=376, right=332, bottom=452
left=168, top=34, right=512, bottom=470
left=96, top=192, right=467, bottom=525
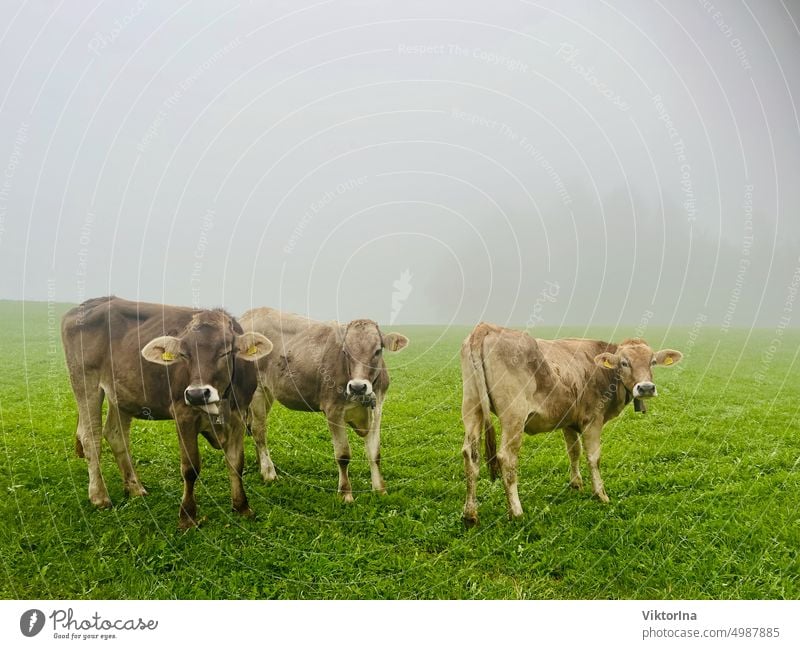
left=469, top=329, right=500, bottom=482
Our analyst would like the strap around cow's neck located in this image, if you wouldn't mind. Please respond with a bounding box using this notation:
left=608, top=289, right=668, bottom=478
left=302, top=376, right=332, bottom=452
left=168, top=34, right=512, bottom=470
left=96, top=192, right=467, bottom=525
left=623, top=383, right=647, bottom=413
left=221, top=355, right=236, bottom=402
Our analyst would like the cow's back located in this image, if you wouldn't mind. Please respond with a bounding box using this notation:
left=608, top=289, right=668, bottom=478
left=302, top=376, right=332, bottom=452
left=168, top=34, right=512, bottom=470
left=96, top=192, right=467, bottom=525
left=62, top=297, right=198, bottom=418
left=241, top=307, right=341, bottom=410
left=470, top=326, right=621, bottom=431
left=240, top=307, right=324, bottom=353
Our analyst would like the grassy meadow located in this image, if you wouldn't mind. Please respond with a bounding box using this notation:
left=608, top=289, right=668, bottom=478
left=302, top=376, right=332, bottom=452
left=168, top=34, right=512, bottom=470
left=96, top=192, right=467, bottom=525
left=0, top=300, right=798, bottom=599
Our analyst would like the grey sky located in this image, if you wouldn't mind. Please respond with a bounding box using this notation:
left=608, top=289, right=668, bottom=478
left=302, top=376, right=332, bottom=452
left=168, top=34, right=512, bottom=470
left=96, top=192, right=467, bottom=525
left=1, top=0, right=798, bottom=330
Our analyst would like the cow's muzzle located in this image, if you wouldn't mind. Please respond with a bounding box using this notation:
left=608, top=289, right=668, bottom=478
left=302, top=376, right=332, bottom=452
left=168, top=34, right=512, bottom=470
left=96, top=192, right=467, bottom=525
left=346, top=379, right=376, bottom=408
left=346, top=379, right=372, bottom=397
left=184, top=384, right=221, bottom=407
left=633, top=382, right=657, bottom=398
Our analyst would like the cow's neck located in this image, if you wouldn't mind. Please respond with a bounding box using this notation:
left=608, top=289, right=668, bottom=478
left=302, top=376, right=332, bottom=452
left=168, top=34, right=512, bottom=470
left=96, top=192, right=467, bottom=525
left=594, top=369, right=630, bottom=420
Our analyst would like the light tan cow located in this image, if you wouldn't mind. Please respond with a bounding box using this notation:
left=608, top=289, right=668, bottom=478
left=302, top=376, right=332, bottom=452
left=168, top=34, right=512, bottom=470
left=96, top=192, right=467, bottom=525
left=461, top=323, right=682, bottom=526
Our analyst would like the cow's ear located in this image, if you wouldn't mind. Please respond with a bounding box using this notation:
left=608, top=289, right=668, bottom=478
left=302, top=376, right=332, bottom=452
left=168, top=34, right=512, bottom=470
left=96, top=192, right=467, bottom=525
left=383, top=333, right=409, bottom=352
left=655, top=349, right=682, bottom=367
left=142, top=336, right=183, bottom=365
left=594, top=352, right=619, bottom=369
left=236, top=332, right=273, bottom=361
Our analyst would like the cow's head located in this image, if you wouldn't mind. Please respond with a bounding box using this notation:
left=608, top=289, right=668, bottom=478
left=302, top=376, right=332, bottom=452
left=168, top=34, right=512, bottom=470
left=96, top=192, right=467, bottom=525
left=140, top=310, right=272, bottom=414
left=595, top=338, right=682, bottom=408
left=341, top=319, right=408, bottom=404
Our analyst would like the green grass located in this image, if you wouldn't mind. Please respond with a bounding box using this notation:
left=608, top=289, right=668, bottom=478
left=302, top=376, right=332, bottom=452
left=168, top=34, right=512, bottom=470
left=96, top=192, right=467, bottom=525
left=1, top=300, right=799, bottom=599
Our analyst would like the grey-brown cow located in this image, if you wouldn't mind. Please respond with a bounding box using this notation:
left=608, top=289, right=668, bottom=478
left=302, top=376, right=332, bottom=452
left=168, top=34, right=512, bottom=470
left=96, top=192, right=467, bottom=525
left=461, top=323, right=682, bottom=526
left=61, top=296, right=272, bottom=528
left=239, top=307, right=408, bottom=501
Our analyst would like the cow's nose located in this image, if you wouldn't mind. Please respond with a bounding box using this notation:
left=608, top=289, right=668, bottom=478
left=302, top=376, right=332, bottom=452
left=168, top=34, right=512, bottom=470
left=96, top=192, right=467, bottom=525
left=635, top=382, right=657, bottom=397
left=185, top=386, right=212, bottom=405
left=347, top=380, right=368, bottom=395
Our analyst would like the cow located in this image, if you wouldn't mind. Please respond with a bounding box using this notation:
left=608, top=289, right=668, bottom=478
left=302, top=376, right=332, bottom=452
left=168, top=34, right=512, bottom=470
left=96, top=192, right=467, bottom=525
left=460, top=323, right=682, bottom=526
left=61, top=296, right=272, bottom=529
left=238, top=307, right=409, bottom=501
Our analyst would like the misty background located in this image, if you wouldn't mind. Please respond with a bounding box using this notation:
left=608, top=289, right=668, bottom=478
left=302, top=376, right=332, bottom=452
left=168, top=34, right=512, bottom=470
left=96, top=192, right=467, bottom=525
left=1, top=0, right=798, bottom=330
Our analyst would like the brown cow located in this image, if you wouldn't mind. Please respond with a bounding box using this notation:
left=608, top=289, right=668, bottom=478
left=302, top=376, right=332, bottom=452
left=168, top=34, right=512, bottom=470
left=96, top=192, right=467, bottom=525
left=61, top=296, right=272, bottom=529
left=461, top=323, right=682, bottom=526
left=238, top=307, right=408, bottom=501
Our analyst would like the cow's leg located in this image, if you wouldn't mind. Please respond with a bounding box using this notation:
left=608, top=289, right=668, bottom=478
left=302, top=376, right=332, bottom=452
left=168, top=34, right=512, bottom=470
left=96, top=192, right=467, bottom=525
left=563, top=427, right=583, bottom=491
left=222, top=415, right=253, bottom=518
left=461, top=404, right=482, bottom=527
left=75, top=383, right=110, bottom=508
left=104, top=405, right=147, bottom=497
left=176, top=423, right=202, bottom=529
left=327, top=415, right=353, bottom=503
left=364, top=405, right=385, bottom=494
left=250, top=388, right=277, bottom=482
left=498, top=414, right=526, bottom=519
left=582, top=422, right=609, bottom=503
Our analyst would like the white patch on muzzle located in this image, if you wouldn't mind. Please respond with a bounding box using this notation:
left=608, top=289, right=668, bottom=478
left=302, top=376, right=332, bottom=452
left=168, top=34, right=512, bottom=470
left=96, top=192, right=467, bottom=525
left=346, top=379, right=373, bottom=397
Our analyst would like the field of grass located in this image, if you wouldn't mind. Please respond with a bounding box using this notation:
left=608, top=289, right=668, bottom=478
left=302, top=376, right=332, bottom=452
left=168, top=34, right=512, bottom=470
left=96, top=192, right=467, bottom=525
left=0, top=300, right=798, bottom=599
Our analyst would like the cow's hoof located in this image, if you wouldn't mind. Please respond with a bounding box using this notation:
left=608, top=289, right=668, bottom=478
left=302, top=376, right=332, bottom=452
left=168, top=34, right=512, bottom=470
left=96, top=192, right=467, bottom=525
left=595, top=492, right=610, bottom=504
left=235, top=506, right=255, bottom=519
left=125, top=484, right=148, bottom=497
left=261, top=471, right=277, bottom=483
left=91, top=496, right=113, bottom=509
left=569, top=479, right=583, bottom=491
left=178, top=515, right=204, bottom=531
left=341, top=493, right=354, bottom=504
left=462, top=514, right=479, bottom=529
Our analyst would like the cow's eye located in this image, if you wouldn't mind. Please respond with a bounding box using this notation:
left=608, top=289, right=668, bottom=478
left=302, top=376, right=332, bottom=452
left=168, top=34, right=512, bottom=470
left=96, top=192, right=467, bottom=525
left=620, top=359, right=630, bottom=368
left=374, top=348, right=383, bottom=357
left=219, top=349, right=233, bottom=359
left=651, top=359, right=657, bottom=366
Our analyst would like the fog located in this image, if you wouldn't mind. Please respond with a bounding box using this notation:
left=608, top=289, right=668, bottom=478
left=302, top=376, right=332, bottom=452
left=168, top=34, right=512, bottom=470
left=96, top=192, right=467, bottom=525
left=1, top=0, right=798, bottom=331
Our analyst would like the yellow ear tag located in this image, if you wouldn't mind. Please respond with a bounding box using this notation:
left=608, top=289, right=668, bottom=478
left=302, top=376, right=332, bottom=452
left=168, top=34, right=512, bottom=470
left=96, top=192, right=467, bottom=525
left=246, top=345, right=258, bottom=356
left=161, top=351, right=176, bottom=361
left=603, top=359, right=613, bottom=369
left=664, top=356, right=673, bottom=365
